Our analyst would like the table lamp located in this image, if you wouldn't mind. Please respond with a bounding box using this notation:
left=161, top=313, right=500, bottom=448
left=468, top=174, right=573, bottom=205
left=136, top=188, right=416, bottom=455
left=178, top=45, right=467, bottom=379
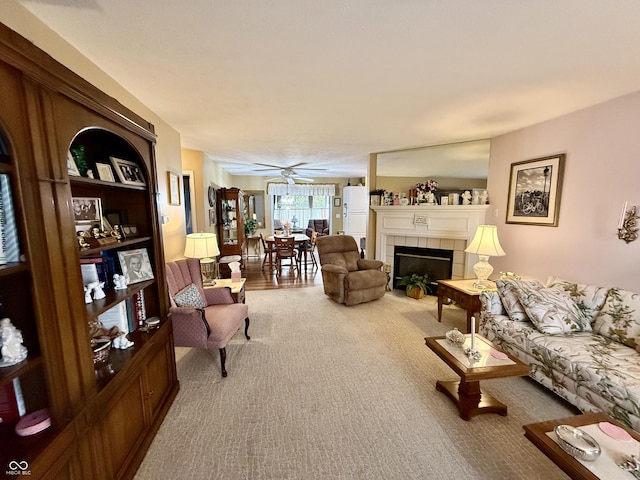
left=464, top=225, right=506, bottom=288
left=184, top=232, right=220, bottom=285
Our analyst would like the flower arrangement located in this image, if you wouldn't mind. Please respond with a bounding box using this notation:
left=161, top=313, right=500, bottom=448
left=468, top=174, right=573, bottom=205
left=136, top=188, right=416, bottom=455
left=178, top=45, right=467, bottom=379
left=282, top=220, right=292, bottom=230
left=415, top=180, right=438, bottom=194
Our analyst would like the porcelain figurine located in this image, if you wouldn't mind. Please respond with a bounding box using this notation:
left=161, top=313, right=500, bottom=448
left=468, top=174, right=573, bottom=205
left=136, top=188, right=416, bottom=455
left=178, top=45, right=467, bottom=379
left=0, top=318, right=28, bottom=365
left=461, top=190, right=472, bottom=205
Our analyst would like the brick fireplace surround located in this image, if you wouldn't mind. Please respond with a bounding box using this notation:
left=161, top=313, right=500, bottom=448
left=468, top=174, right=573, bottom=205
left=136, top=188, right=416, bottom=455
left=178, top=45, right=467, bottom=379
left=370, top=205, right=490, bottom=280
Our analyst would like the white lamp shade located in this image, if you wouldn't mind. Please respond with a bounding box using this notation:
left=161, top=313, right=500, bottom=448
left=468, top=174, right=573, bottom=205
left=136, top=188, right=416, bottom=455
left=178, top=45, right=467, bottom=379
left=464, top=225, right=506, bottom=257
left=184, top=232, right=220, bottom=259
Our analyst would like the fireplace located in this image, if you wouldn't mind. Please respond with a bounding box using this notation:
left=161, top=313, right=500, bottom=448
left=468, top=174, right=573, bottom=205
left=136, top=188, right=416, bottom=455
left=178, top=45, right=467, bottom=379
left=393, top=246, right=453, bottom=292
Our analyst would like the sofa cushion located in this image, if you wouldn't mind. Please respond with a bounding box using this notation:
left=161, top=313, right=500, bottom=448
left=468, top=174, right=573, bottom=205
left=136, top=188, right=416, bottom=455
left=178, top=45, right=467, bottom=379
left=496, top=279, right=543, bottom=321
left=546, top=277, right=608, bottom=323
left=593, top=288, right=640, bottom=348
left=515, top=284, right=591, bottom=334
left=173, top=283, right=206, bottom=309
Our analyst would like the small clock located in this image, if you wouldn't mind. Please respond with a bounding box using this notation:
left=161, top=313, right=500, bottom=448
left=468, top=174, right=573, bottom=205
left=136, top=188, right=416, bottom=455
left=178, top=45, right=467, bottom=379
left=208, top=186, right=216, bottom=207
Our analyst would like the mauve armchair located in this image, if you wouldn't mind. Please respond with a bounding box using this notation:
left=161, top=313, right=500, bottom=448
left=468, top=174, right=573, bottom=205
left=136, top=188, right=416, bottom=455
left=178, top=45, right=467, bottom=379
left=316, top=235, right=387, bottom=306
left=165, top=258, right=250, bottom=377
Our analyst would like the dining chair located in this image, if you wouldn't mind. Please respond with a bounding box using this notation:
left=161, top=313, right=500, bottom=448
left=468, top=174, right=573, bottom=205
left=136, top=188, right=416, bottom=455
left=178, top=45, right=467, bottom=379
left=298, top=230, right=318, bottom=269
left=274, top=236, right=298, bottom=274
left=259, top=233, right=277, bottom=271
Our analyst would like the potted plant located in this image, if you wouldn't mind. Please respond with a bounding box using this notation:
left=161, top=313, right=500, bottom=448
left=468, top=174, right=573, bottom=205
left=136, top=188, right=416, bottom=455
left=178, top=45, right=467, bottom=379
left=396, top=273, right=432, bottom=299
left=245, top=218, right=258, bottom=236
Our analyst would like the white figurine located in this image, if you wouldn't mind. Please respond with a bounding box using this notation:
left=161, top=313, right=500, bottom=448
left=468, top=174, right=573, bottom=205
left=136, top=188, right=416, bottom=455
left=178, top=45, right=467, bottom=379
left=0, top=318, right=28, bottom=365
left=84, top=283, right=95, bottom=304
left=113, top=274, right=127, bottom=290
left=113, top=333, right=134, bottom=349
left=472, top=190, right=480, bottom=205
left=92, top=281, right=106, bottom=300
left=480, top=190, right=488, bottom=205
left=425, top=192, right=436, bottom=204
left=461, top=190, right=472, bottom=205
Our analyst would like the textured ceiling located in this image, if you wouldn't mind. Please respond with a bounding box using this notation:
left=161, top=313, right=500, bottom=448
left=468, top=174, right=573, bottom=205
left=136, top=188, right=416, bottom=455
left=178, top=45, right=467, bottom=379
left=13, top=0, right=640, bottom=179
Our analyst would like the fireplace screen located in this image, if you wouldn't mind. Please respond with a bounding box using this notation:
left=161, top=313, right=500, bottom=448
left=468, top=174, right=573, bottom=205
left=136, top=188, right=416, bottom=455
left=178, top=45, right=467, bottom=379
left=393, top=246, right=453, bottom=292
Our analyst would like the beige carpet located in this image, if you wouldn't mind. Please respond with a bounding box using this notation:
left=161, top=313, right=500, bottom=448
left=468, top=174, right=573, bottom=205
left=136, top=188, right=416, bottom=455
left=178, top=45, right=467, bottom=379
left=134, top=286, right=574, bottom=479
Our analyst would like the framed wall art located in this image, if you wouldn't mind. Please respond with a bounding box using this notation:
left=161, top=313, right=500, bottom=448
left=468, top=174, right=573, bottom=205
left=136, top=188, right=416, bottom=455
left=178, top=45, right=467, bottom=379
left=110, top=156, right=146, bottom=186
left=333, top=197, right=341, bottom=208
left=506, top=153, right=565, bottom=226
left=168, top=171, right=181, bottom=205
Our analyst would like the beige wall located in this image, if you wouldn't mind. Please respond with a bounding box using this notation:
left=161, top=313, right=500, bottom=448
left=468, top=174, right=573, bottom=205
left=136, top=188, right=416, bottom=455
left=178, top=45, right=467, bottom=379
left=487, top=91, right=640, bottom=291
left=1, top=8, right=187, bottom=261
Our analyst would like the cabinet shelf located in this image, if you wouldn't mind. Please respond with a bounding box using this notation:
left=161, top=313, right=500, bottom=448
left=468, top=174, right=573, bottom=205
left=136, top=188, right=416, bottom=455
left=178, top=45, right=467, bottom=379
left=70, top=175, right=147, bottom=192
left=0, top=262, right=29, bottom=277
left=78, top=236, right=152, bottom=257
left=0, top=356, right=43, bottom=387
left=85, top=279, right=154, bottom=319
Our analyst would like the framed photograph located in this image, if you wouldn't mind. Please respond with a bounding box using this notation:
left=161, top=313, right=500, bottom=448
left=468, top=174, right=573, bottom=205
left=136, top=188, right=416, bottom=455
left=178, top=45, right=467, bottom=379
left=96, top=163, right=115, bottom=182
left=506, top=154, right=565, bottom=226
left=208, top=185, right=217, bottom=207
left=73, top=197, right=102, bottom=225
left=333, top=197, right=341, bottom=208
left=209, top=208, right=217, bottom=226
left=168, top=171, right=181, bottom=205
left=110, top=157, right=146, bottom=186
left=67, top=151, right=80, bottom=176
left=117, top=248, right=154, bottom=285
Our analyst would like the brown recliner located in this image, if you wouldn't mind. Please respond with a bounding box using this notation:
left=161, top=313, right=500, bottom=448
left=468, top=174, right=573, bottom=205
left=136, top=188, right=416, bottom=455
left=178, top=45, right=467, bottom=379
left=316, top=235, right=387, bottom=306
left=305, top=219, right=329, bottom=238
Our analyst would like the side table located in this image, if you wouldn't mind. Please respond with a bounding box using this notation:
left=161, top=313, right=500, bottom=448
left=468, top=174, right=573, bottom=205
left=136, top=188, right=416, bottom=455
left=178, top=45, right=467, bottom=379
left=437, top=279, right=496, bottom=333
left=206, top=278, right=246, bottom=304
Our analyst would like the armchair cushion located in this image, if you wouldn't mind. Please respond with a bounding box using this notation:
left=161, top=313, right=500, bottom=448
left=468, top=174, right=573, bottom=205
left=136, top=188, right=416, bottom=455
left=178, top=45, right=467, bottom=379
left=173, top=283, right=207, bottom=308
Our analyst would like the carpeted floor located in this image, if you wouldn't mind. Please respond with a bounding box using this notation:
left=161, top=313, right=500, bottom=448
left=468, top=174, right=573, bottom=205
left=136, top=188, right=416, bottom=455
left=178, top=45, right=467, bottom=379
left=134, top=286, right=574, bottom=479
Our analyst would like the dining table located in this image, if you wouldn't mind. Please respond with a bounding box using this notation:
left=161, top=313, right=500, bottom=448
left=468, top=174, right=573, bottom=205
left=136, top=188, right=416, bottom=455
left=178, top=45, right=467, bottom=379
left=265, top=233, right=311, bottom=271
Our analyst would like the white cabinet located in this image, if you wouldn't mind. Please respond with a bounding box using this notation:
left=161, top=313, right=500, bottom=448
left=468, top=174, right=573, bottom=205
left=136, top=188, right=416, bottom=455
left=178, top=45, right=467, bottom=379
left=342, top=186, right=368, bottom=247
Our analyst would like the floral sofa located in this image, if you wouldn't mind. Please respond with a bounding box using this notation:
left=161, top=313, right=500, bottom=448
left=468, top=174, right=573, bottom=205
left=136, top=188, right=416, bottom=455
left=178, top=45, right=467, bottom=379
left=479, top=277, right=640, bottom=431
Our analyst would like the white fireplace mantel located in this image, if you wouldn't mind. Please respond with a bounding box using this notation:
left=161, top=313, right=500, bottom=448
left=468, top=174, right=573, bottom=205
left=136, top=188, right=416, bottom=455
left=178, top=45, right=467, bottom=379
left=371, top=205, right=490, bottom=279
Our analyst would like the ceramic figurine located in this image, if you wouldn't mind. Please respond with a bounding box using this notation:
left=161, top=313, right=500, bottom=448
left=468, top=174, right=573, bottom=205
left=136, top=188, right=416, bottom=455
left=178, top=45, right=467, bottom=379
left=472, top=190, right=480, bottom=205
left=461, top=190, right=472, bottom=205
left=113, top=274, right=128, bottom=290
left=0, top=318, right=28, bottom=365
left=92, top=281, right=106, bottom=300
left=480, top=190, right=488, bottom=205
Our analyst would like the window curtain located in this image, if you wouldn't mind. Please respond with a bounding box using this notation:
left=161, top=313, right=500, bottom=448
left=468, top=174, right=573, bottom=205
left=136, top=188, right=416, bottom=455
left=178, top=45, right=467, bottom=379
left=267, top=183, right=336, bottom=196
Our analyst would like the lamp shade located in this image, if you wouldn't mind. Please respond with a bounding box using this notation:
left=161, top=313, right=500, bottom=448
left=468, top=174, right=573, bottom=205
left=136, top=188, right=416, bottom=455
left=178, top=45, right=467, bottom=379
left=184, top=232, right=220, bottom=259
left=464, top=225, right=506, bottom=257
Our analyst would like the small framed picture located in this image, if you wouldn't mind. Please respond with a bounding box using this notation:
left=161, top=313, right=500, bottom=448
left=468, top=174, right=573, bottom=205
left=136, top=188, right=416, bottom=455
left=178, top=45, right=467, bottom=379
left=209, top=208, right=217, bottom=226
left=72, top=197, right=102, bottom=225
left=117, top=248, right=154, bottom=285
left=67, top=151, right=80, bottom=176
left=333, top=197, right=341, bottom=207
left=440, top=196, right=449, bottom=205
left=110, top=157, right=146, bottom=186
left=168, top=171, right=181, bottom=205
left=96, top=163, right=115, bottom=182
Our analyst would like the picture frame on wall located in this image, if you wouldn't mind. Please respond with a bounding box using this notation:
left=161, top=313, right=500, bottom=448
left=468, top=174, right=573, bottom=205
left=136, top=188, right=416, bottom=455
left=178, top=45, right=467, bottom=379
left=117, top=248, right=154, bottom=285
left=168, top=171, right=181, bottom=205
left=110, top=156, right=146, bottom=186
left=333, top=197, right=341, bottom=208
left=506, top=153, right=565, bottom=226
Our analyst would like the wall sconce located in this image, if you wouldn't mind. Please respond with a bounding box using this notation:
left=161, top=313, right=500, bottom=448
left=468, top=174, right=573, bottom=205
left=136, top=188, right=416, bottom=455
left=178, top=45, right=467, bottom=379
left=618, top=202, right=639, bottom=243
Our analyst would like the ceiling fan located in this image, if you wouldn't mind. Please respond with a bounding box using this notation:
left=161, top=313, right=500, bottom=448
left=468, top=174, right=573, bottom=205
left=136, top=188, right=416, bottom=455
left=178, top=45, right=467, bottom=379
left=255, top=162, right=325, bottom=184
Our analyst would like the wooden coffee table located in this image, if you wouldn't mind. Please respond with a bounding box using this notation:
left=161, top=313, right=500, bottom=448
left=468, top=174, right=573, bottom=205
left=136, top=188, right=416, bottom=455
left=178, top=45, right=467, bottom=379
left=425, top=334, right=530, bottom=420
left=524, top=412, right=640, bottom=480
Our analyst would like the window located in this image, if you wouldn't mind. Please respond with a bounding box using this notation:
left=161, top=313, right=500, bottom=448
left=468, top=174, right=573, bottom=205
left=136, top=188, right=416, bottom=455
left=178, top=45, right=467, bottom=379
left=273, top=195, right=330, bottom=231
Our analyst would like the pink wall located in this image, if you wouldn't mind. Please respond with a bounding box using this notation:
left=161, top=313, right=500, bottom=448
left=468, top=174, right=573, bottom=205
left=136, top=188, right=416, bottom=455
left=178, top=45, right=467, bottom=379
left=487, top=91, right=640, bottom=291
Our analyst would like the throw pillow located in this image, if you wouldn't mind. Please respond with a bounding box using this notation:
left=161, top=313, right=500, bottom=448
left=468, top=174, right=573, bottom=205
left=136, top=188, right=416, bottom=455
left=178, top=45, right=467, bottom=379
left=593, top=288, right=640, bottom=348
left=514, top=284, right=591, bottom=334
left=495, top=279, right=543, bottom=321
left=173, top=283, right=206, bottom=309
left=546, top=277, right=608, bottom=323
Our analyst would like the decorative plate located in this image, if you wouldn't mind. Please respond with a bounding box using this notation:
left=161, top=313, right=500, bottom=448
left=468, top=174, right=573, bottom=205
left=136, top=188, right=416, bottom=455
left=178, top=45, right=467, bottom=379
left=208, top=186, right=217, bottom=207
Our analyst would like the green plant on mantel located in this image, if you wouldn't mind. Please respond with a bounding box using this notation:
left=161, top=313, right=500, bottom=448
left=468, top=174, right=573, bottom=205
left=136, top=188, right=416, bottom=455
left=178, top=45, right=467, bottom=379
left=397, top=273, right=432, bottom=299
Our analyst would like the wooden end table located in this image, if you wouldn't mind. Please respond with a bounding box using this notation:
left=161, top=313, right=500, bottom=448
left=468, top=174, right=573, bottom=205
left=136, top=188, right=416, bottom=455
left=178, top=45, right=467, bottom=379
left=206, top=278, right=246, bottom=304
left=524, top=412, right=640, bottom=480
left=425, top=334, right=530, bottom=420
left=437, top=279, right=496, bottom=333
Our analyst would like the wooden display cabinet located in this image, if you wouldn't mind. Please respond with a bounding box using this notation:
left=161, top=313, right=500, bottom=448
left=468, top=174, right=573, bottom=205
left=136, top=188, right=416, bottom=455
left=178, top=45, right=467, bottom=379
left=0, top=22, right=178, bottom=479
left=217, top=187, right=246, bottom=258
